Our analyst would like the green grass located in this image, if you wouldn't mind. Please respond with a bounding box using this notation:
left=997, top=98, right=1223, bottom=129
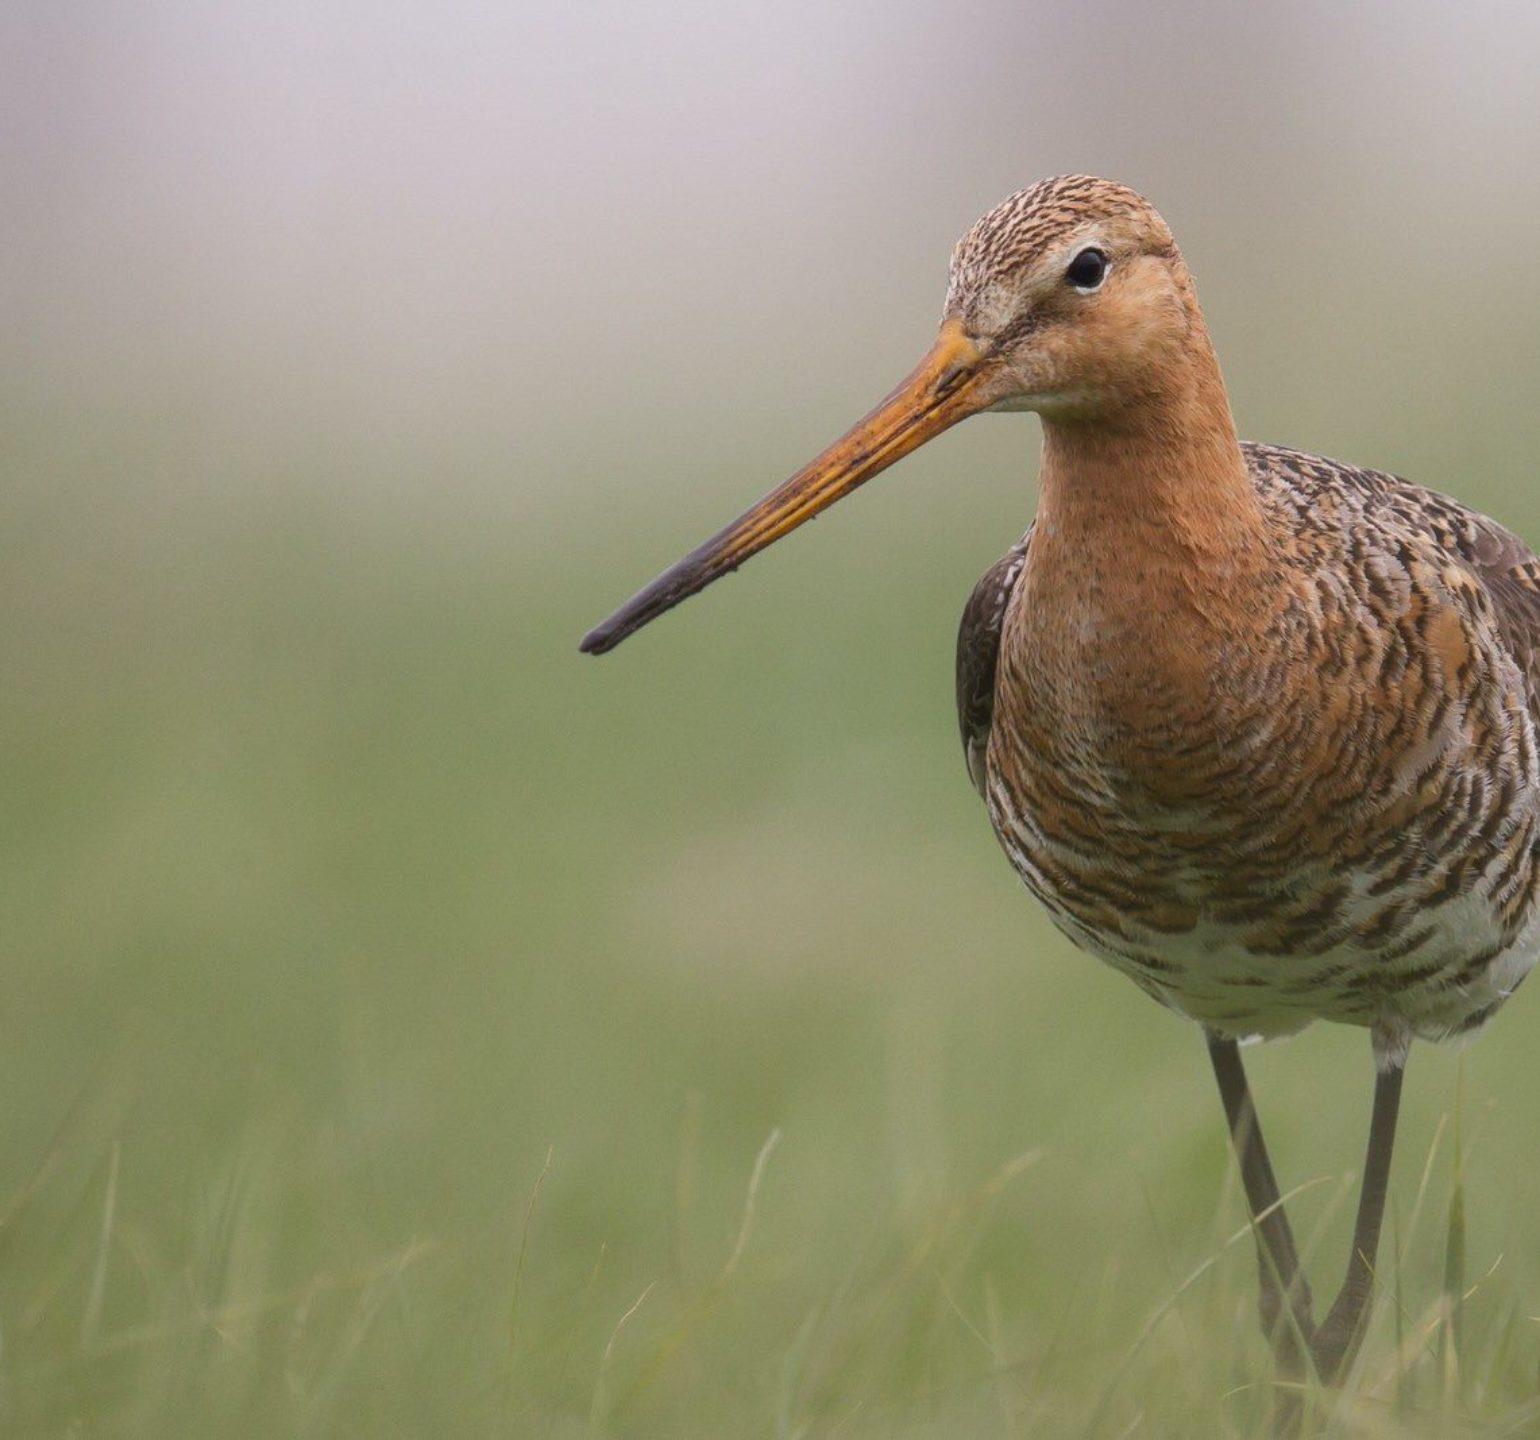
left=6, top=420, right=1540, bottom=1436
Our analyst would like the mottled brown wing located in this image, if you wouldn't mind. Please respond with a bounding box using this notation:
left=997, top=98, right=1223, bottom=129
left=1462, top=519, right=1540, bottom=714
left=1243, top=442, right=1540, bottom=723
left=1373, top=463, right=1540, bottom=713
left=956, top=531, right=1031, bottom=797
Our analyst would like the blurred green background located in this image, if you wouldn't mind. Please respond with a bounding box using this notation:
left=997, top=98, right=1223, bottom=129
left=6, top=2, right=1540, bottom=1435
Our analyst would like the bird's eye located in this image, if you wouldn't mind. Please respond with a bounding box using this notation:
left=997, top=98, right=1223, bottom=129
left=1064, top=247, right=1108, bottom=291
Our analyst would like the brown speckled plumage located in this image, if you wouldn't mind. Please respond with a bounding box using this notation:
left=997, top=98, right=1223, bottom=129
left=965, top=444, right=1540, bottom=1061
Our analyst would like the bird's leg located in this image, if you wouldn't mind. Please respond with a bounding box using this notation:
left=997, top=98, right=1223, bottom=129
left=1309, top=1044, right=1406, bottom=1383
left=1206, top=1035, right=1315, bottom=1374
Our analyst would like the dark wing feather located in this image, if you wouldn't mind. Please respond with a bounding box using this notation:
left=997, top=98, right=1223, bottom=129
left=956, top=530, right=1031, bottom=797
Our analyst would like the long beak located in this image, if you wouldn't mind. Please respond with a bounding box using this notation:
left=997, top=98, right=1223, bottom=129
left=580, top=320, right=989, bottom=655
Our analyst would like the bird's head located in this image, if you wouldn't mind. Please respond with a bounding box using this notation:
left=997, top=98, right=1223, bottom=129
left=581, top=176, right=1197, bottom=656
left=943, top=176, right=1193, bottom=421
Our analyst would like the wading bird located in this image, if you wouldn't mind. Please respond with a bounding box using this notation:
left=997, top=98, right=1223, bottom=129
left=580, top=177, right=1540, bottom=1394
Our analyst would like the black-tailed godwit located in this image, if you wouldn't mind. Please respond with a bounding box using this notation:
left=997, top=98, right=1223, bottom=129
left=581, top=175, right=1540, bottom=1393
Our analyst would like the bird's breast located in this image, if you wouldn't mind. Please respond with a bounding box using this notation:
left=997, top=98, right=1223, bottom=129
left=981, top=553, right=1540, bottom=1042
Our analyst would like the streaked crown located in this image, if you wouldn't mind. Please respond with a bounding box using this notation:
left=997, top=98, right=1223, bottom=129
left=944, top=176, right=1176, bottom=331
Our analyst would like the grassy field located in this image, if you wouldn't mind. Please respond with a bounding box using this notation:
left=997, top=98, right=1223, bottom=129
left=6, top=393, right=1540, bottom=1440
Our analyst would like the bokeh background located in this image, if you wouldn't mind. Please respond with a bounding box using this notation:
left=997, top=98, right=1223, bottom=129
left=6, top=2, right=1540, bottom=1435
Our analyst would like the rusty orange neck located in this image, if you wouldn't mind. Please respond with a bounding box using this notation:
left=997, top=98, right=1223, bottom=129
left=1032, top=311, right=1270, bottom=621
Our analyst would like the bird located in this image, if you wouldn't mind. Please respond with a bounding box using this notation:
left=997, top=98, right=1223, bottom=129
left=578, top=175, right=1540, bottom=1400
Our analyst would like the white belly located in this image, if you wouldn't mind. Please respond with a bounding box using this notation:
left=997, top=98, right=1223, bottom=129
left=986, top=776, right=1540, bottom=1059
